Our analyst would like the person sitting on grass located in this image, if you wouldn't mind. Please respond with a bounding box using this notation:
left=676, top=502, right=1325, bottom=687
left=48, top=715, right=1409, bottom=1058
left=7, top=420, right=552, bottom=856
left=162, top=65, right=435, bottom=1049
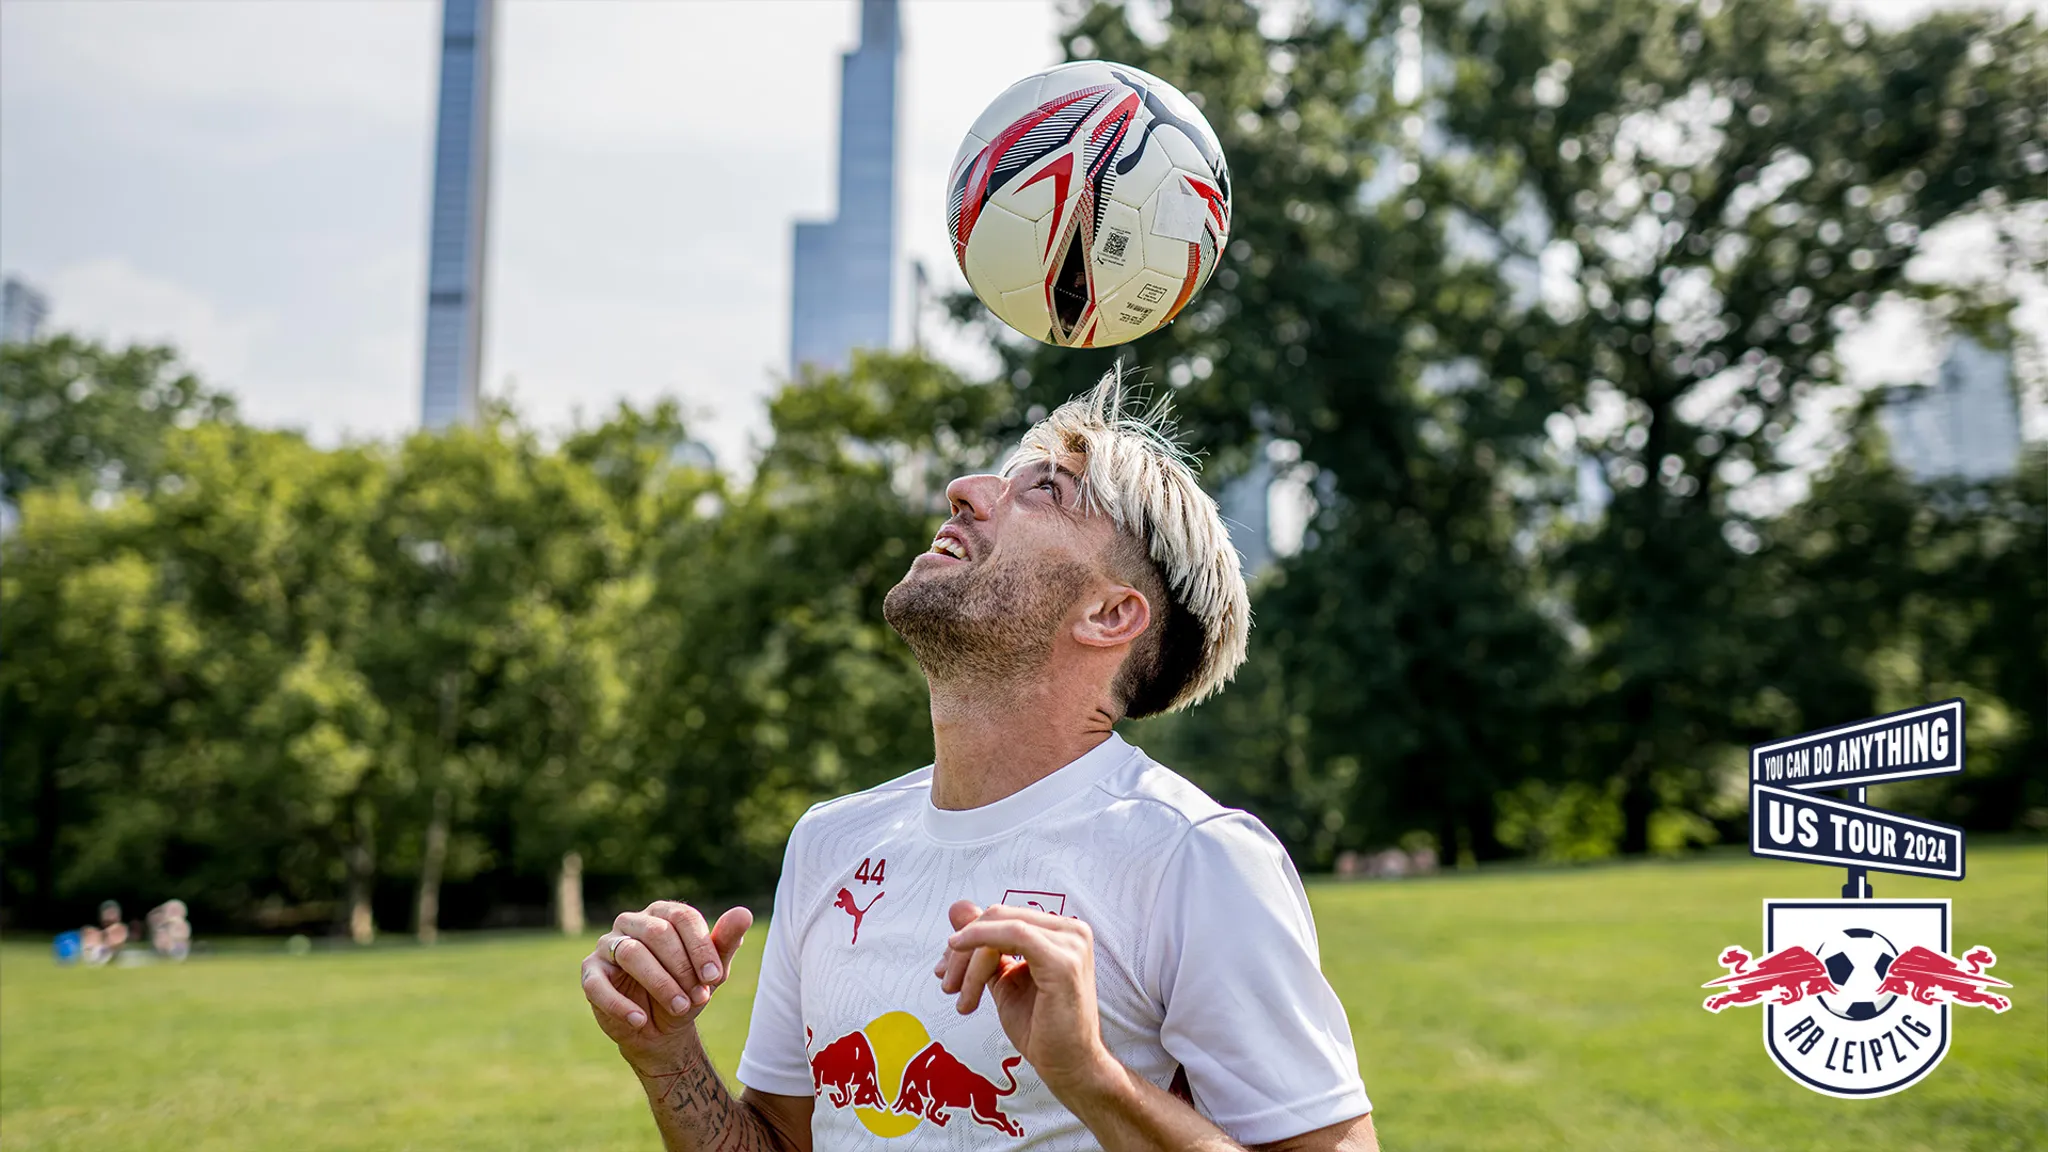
left=149, top=899, right=192, bottom=962
left=98, top=900, right=129, bottom=958
left=79, top=925, right=108, bottom=966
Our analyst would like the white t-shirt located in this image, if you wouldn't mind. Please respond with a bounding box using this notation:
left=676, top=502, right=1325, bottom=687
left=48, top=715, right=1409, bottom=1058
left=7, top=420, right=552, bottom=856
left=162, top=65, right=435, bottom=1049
left=736, top=733, right=1372, bottom=1148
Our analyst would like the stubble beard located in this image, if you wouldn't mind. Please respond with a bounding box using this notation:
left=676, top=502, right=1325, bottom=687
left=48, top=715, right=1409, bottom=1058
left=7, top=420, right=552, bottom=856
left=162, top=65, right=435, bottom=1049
left=883, top=554, right=1089, bottom=692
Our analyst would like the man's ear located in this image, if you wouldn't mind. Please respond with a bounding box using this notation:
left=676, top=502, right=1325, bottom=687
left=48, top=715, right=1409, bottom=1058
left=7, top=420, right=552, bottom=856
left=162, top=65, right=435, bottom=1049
left=1074, top=585, right=1151, bottom=649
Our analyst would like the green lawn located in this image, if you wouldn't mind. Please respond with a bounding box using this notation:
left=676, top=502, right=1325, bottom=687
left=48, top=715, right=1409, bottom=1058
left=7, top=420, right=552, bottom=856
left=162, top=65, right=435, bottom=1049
left=3, top=843, right=2041, bottom=1151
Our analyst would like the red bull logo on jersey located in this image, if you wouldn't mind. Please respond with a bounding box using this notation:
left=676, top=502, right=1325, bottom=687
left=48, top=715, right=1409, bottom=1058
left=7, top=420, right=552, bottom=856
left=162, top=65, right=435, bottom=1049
left=1702, top=900, right=2013, bottom=1098
left=895, top=1042, right=1024, bottom=1136
left=808, top=1028, right=887, bottom=1109
left=807, top=1011, right=1026, bottom=1138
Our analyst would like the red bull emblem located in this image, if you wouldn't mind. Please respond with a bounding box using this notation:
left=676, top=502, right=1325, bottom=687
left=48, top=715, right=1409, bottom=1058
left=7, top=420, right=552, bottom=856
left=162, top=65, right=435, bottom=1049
left=1701, top=945, right=1839, bottom=1012
left=1876, top=945, right=2011, bottom=1013
left=894, top=1044, right=1024, bottom=1135
left=807, top=1028, right=886, bottom=1109
left=1705, top=899, right=2015, bottom=1098
left=808, top=1011, right=1026, bottom=1138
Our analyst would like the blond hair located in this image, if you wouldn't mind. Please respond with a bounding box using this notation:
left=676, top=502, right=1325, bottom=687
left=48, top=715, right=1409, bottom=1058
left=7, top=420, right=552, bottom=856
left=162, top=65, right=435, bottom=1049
left=1003, top=368, right=1251, bottom=715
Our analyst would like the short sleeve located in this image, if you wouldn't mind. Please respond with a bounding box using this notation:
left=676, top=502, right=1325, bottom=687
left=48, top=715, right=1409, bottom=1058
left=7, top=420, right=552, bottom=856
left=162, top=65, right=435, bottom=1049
left=1146, top=813, right=1372, bottom=1144
left=734, top=825, right=813, bottom=1097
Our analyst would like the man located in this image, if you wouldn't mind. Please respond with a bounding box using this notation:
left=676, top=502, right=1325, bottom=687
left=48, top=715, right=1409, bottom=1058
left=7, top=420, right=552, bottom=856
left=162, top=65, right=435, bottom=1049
left=582, top=375, right=1377, bottom=1151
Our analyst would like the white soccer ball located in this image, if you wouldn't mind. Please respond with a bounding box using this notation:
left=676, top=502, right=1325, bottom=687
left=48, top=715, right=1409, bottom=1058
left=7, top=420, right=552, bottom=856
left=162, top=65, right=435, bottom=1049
left=1815, top=927, right=1901, bottom=1022
left=946, top=61, right=1232, bottom=348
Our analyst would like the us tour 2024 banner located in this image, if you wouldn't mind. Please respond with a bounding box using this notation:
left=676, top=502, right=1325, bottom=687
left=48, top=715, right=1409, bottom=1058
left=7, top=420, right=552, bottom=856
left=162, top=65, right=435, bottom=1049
left=1700, top=699, right=2013, bottom=1099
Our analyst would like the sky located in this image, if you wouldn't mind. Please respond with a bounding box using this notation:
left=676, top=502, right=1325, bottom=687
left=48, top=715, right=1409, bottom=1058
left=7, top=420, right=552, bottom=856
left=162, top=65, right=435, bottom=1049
left=1, top=0, right=2040, bottom=470
left=0, top=0, right=1062, bottom=467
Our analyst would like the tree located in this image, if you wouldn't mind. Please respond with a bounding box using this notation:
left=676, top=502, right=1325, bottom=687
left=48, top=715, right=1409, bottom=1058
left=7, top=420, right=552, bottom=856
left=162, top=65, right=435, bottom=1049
left=1760, top=432, right=2047, bottom=831
left=507, top=402, right=714, bottom=931
left=620, top=352, right=1010, bottom=897
left=1414, top=0, right=2047, bottom=850
left=0, top=412, right=394, bottom=931
left=0, top=336, right=234, bottom=503
left=980, top=0, right=1566, bottom=865
left=352, top=406, right=648, bottom=941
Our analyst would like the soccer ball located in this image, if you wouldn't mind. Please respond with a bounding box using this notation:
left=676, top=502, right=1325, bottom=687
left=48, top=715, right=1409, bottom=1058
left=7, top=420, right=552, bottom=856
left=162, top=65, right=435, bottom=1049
left=1814, top=928, right=1900, bottom=1021
left=946, top=61, right=1232, bottom=348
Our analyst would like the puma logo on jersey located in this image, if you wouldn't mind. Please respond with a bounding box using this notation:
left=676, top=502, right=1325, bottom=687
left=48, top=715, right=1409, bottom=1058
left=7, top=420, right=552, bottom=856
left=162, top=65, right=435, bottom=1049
left=833, top=887, right=884, bottom=944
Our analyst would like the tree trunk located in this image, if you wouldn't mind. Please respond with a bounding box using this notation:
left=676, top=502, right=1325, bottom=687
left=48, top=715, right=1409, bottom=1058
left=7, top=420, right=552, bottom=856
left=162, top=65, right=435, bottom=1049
left=1620, top=770, right=1656, bottom=856
left=1466, top=793, right=1506, bottom=863
left=1618, top=687, right=1658, bottom=855
left=29, top=743, right=61, bottom=925
left=556, top=850, right=586, bottom=936
left=344, top=802, right=377, bottom=945
left=1436, top=808, right=1463, bottom=871
left=414, top=670, right=460, bottom=945
left=415, top=785, right=451, bottom=945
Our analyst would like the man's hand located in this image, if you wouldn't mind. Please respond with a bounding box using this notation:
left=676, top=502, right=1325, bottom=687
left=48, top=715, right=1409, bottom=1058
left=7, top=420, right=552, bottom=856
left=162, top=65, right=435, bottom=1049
left=933, top=900, right=1116, bottom=1096
left=935, top=899, right=1377, bottom=1152
left=583, top=900, right=753, bottom=1070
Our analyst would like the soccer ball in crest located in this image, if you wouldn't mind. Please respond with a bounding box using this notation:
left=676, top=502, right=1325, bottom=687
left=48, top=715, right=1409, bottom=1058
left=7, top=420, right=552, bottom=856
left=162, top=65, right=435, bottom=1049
left=947, top=61, right=1232, bottom=348
left=1815, top=928, right=1901, bottom=1022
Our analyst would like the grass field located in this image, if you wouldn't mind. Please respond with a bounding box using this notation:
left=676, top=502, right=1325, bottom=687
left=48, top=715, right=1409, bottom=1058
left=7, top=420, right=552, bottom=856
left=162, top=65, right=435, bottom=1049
left=4, top=843, right=2042, bottom=1151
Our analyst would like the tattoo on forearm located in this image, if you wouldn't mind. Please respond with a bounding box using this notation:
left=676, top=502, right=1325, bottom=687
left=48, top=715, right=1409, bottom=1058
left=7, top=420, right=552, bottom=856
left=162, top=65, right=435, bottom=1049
left=643, top=1053, right=785, bottom=1152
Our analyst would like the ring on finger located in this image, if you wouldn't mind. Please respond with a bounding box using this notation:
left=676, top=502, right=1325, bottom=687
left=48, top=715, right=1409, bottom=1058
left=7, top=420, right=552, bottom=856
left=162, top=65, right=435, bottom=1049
left=608, top=935, right=623, bottom=964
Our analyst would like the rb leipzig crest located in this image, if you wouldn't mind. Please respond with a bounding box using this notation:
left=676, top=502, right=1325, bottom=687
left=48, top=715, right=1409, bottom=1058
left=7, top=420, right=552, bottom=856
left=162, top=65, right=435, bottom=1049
left=1701, top=700, right=2014, bottom=1098
left=1704, top=900, right=2009, bottom=1098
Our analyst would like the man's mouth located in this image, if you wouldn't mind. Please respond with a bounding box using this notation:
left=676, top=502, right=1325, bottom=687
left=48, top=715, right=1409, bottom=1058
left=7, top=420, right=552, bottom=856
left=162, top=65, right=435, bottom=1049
left=928, top=527, right=972, bottom=561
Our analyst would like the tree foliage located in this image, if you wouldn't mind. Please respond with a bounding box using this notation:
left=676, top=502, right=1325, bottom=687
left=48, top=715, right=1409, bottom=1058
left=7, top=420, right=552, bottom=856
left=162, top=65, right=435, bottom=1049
left=0, top=344, right=997, bottom=931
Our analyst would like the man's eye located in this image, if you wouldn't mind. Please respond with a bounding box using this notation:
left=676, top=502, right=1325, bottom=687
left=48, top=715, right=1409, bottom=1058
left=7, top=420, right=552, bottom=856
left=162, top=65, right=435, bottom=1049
left=1035, top=478, right=1062, bottom=501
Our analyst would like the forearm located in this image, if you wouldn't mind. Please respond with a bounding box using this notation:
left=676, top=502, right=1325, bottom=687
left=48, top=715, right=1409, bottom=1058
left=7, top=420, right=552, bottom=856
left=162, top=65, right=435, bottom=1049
left=632, top=1028, right=797, bottom=1152
left=1056, top=1054, right=1246, bottom=1152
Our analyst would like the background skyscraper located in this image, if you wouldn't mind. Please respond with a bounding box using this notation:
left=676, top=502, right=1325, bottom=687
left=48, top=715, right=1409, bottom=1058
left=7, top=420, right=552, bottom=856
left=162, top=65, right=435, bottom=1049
left=1882, top=335, right=2022, bottom=481
left=420, top=0, right=496, bottom=429
left=1, top=276, right=50, bottom=346
left=790, top=0, right=899, bottom=376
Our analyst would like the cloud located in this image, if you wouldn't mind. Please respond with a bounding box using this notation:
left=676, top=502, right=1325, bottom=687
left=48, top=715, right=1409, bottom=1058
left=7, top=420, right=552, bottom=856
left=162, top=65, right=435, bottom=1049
left=46, top=257, right=262, bottom=385
left=43, top=254, right=425, bottom=444
left=1842, top=0, right=2046, bottom=28
left=1, top=0, right=435, bottom=132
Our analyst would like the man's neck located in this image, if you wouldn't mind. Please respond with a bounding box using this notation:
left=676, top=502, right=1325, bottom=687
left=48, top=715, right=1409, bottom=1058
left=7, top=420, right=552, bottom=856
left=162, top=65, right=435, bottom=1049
left=926, top=677, right=1116, bottom=811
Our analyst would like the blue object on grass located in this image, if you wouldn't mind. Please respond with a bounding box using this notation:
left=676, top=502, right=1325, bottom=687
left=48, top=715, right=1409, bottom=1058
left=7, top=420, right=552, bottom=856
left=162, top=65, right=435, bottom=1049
left=52, top=930, right=82, bottom=965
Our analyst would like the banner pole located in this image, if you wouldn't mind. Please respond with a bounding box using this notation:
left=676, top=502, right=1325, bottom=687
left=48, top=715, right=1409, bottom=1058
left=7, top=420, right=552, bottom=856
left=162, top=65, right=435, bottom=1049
left=1842, top=785, right=1871, bottom=899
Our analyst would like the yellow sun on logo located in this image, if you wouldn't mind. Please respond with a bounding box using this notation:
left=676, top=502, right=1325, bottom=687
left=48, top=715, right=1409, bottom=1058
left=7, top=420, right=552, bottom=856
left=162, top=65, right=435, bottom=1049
left=852, top=1010, right=930, bottom=1137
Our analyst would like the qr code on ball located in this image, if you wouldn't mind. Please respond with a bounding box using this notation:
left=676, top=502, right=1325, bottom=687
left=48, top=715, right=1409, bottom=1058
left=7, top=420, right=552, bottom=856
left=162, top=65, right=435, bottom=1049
left=1101, top=230, right=1131, bottom=262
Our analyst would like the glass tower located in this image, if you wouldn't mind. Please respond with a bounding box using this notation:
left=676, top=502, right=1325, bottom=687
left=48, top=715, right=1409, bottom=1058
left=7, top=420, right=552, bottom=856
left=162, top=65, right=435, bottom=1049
left=421, top=0, right=496, bottom=429
left=1, top=276, right=50, bottom=346
left=791, top=0, right=899, bottom=375
left=1882, top=336, right=2021, bottom=481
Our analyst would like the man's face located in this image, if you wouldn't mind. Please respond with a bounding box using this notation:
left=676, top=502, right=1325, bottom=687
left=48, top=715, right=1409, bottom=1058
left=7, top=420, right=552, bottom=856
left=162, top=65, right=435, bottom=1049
left=882, top=457, right=1113, bottom=686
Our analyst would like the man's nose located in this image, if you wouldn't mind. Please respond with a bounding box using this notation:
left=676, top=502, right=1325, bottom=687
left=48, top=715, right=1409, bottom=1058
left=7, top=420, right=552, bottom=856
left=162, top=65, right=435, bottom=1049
left=945, top=473, right=1003, bottom=521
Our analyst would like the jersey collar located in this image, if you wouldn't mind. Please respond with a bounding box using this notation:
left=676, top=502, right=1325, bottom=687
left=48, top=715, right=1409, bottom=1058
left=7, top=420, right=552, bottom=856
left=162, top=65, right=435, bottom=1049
left=918, top=732, right=1138, bottom=845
